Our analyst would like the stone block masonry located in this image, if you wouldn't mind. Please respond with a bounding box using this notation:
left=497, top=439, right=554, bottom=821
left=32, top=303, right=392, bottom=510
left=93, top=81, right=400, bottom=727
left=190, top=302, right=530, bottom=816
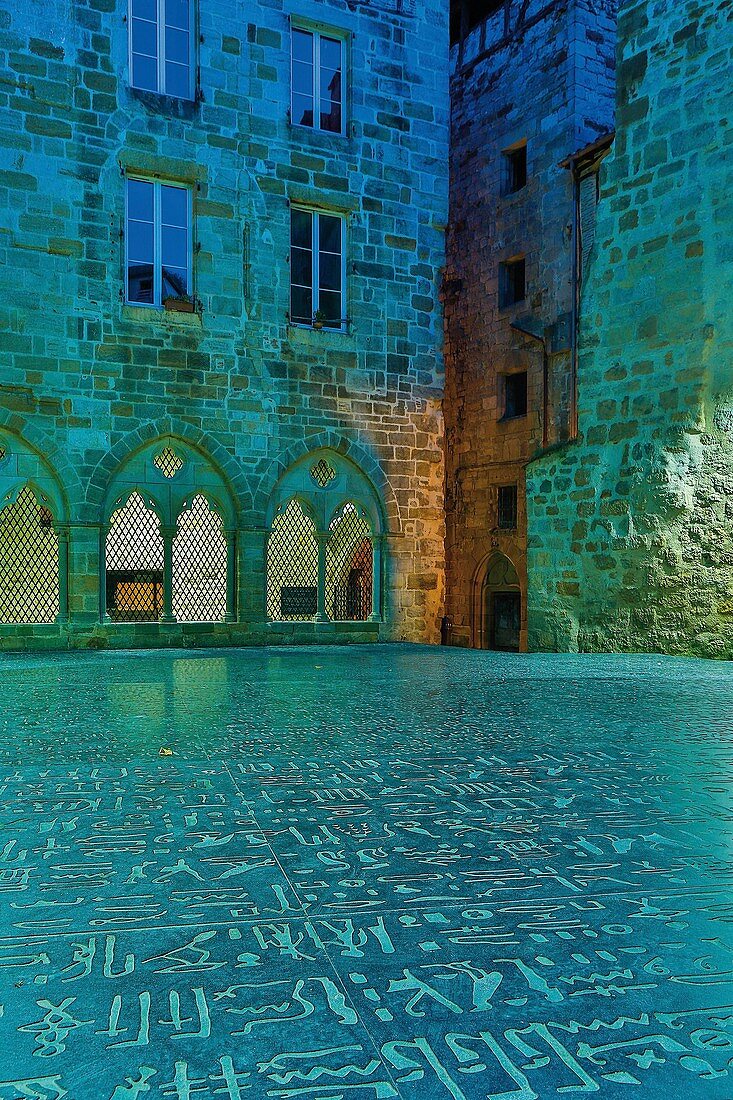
left=445, top=0, right=617, bottom=650
left=527, top=0, right=733, bottom=657
left=0, top=0, right=449, bottom=649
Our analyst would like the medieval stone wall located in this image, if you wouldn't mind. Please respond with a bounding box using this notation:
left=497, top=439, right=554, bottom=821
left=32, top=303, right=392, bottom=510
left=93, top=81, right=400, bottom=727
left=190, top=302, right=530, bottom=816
left=0, top=0, right=449, bottom=649
left=527, top=0, right=733, bottom=657
left=445, top=0, right=616, bottom=649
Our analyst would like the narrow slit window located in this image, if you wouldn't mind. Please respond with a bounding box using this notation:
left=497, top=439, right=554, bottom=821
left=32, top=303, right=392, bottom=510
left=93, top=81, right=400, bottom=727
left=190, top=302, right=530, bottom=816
left=499, top=256, right=526, bottom=308
left=502, top=372, right=528, bottom=420
left=291, top=27, right=344, bottom=135
left=290, top=207, right=345, bottom=329
left=129, top=0, right=194, bottom=100
left=502, top=144, right=527, bottom=195
left=497, top=485, right=518, bottom=530
left=126, top=178, right=192, bottom=308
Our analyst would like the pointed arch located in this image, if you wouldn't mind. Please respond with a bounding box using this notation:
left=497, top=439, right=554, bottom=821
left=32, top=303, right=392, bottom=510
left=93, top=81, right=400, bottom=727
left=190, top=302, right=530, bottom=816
left=472, top=551, right=522, bottom=651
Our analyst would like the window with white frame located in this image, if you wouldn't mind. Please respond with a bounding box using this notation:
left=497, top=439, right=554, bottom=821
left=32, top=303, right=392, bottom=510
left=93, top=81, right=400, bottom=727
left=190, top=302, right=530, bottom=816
left=291, top=26, right=344, bottom=135
left=129, top=0, right=194, bottom=100
left=126, top=177, right=192, bottom=308
left=290, top=207, right=345, bottom=328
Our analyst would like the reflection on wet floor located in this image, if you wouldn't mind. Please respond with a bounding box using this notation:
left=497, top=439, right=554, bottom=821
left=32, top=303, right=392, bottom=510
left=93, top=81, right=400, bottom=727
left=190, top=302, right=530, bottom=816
left=0, top=644, right=731, bottom=1098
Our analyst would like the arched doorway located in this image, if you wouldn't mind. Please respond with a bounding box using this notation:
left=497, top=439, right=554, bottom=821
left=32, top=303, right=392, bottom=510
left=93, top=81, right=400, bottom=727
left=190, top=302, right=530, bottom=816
left=473, top=553, right=522, bottom=651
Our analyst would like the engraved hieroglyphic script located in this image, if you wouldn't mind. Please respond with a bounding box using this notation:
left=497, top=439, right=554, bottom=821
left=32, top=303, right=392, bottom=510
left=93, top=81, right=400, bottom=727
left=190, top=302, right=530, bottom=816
left=0, top=646, right=731, bottom=1098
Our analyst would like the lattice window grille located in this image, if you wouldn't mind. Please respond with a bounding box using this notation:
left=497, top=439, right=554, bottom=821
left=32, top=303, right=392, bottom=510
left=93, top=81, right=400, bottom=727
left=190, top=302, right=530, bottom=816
left=266, top=498, right=318, bottom=620
left=105, top=492, right=165, bottom=622
left=310, top=459, right=336, bottom=489
left=326, top=502, right=373, bottom=622
left=172, top=494, right=228, bottom=623
left=0, top=485, right=60, bottom=624
left=0, top=446, right=7, bottom=465
left=153, top=447, right=184, bottom=479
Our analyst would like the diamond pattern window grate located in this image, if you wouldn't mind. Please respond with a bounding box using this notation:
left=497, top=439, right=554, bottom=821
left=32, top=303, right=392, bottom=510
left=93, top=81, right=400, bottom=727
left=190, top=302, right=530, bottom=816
left=0, top=485, right=59, bottom=624
left=326, top=502, right=373, bottom=621
left=310, top=459, right=336, bottom=489
left=173, top=495, right=228, bottom=623
left=153, top=447, right=184, bottom=479
left=267, top=499, right=318, bottom=620
left=106, top=492, right=164, bottom=622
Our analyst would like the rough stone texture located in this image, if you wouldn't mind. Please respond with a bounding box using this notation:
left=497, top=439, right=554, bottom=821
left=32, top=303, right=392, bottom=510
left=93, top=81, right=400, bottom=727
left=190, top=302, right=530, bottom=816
left=0, top=0, right=448, bottom=649
left=527, top=0, right=733, bottom=658
left=444, top=0, right=617, bottom=649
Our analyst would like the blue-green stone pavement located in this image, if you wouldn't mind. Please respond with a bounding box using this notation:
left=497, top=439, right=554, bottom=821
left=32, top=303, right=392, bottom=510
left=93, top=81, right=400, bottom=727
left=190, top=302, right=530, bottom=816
left=0, top=645, right=731, bottom=1100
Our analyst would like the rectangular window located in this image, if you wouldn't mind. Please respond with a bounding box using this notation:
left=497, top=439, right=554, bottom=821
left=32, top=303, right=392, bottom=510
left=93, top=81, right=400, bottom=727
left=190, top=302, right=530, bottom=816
left=129, top=0, right=194, bottom=100
left=290, top=207, right=345, bottom=329
left=497, top=485, right=518, bottom=530
left=126, top=177, right=192, bottom=308
left=503, top=372, right=528, bottom=420
left=291, top=26, right=344, bottom=135
left=499, top=256, right=526, bottom=308
left=502, top=143, right=527, bottom=195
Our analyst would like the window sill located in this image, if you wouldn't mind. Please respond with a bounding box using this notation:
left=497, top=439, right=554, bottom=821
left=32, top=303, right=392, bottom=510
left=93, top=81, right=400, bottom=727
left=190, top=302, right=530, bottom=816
left=286, top=323, right=353, bottom=346
left=122, top=304, right=203, bottom=328
left=499, top=413, right=528, bottom=423
left=128, top=87, right=199, bottom=117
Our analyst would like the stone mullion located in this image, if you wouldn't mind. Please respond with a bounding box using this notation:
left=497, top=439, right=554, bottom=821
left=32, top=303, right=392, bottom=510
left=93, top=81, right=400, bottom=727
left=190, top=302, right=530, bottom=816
left=369, top=535, right=384, bottom=623
left=315, top=532, right=329, bottom=622
left=160, top=525, right=176, bottom=624
left=55, top=525, right=70, bottom=624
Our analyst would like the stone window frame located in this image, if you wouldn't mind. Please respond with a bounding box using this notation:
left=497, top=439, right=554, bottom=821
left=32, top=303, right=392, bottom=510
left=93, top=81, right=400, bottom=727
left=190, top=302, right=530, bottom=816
left=500, top=371, right=528, bottom=421
left=265, top=449, right=385, bottom=625
left=497, top=483, right=518, bottom=530
left=289, top=18, right=348, bottom=138
left=501, top=140, right=528, bottom=197
left=128, top=0, right=196, bottom=102
left=124, top=175, right=194, bottom=311
left=0, top=430, right=69, bottom=626
left=498, top=254, right=526, bottom=309
left=100, top=438, right=237, bottom=625
left=289, top=205, right=348, bottom=331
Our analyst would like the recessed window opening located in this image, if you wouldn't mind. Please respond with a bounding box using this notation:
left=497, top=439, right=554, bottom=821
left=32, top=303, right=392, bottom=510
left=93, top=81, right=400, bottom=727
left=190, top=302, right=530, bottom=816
left=129, top=0, right=194, bottom=99
left=497, top=484, right=518, bottom=529
left=499, top=256, right=526, bottom=308
left=326, top=503, right=373, bottom=622
left=267, top=499, right=319, bottom=620
left=0, top=486, right=60, bottom=624
left=450, top=0, right=504, bottom=46
left=290, top=207, right=345, bottom=329
left=105, top=493, right=165, bottom=622
left=172, top=495, right=227, bottom=623
left=291, top=26, right=344, bottom=134
left=126, top=177, right=192, bottom=308
left=502, top=144, right=527, bottom=195
left=503, top=372, right=528, bottom=420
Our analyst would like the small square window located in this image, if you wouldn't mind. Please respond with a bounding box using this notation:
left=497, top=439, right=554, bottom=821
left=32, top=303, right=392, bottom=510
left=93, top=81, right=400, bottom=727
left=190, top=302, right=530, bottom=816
left=502, top=144, right=527, bottom=195
left=291, top=26, right=345, bottom=135
left=497, top=485, right=518, bottom=530
left=499, top=256, right=526, bottom=308
left=502, top=372, right=528, bottom=420
left=129, top=0, right=194, bottom=100
left=290, top=207, right=346, bottom=329
left=126, top=177, right=192, bottom=308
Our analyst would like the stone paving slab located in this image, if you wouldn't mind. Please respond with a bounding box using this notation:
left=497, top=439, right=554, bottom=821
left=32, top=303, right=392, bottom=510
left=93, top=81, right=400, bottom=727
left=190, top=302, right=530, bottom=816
left=0, top=645, right=731, bottom=1099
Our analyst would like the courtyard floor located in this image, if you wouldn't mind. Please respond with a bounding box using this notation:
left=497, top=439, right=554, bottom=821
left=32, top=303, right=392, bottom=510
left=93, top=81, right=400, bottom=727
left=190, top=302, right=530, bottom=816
left=0, top=644, right=731, bottom=1099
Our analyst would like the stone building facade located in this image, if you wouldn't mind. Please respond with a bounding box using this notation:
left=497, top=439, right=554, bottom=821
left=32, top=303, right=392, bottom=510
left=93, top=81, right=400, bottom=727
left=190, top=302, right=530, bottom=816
left=444, top=0, right=617, bottom=649
left=527, top=0, right=733, bottom=658
left=0, top=0, right=448, bottom=649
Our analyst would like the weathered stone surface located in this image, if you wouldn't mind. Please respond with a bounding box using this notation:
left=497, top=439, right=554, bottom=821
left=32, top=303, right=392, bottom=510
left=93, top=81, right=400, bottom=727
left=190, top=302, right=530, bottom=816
left=527, top=0, right=733, bottom=658
left=445, top=0, right=617, bottom=648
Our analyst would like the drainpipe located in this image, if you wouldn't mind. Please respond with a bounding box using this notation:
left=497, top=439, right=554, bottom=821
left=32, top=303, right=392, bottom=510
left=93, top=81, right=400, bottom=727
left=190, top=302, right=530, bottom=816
left=511, top=321, right=549, bottom=449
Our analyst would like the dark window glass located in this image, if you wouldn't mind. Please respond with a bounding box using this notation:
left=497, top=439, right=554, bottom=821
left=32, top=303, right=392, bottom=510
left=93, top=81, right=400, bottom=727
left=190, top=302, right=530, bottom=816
left=451, top=0, right=504, bottom=46
left=292, top=28, right=343, bottom=134
left=126, top=178, right=190, bottom=307
left=130, top=0, right=191, bottom=98
left=498, top=485, right=518, bottom=529
left=290, top=209, right=343, bottom=327
left=503, top=373, right=528, bottom=419
left=500, top=257, right=526, bottom=307
left=503, top=145, right=527, bottom=195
